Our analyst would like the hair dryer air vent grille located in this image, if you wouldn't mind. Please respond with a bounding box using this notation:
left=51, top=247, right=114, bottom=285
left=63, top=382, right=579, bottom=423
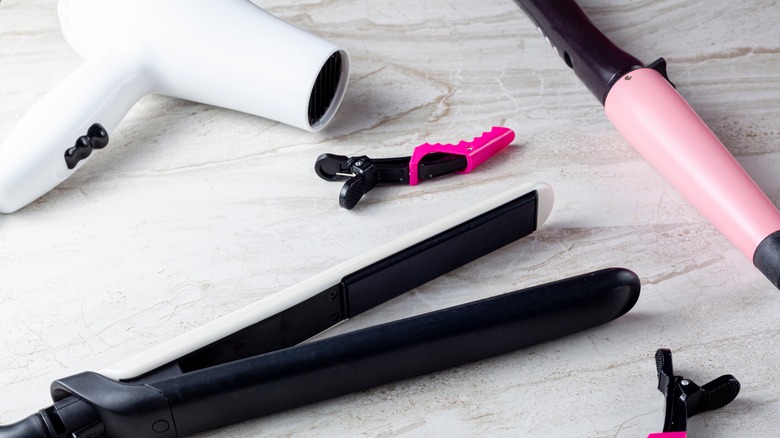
left=308, top=52, right=343, bottom=127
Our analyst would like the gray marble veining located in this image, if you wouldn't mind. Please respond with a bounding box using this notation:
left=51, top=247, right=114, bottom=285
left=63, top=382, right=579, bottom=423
left=1, top=0, right=779, bottom=436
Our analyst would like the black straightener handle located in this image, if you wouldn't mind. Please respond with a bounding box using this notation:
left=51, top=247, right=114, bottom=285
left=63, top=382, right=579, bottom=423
left=0, top=268, right=640, bottom=438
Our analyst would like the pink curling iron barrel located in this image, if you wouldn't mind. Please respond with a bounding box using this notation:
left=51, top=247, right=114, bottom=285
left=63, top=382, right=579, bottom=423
left=512, top=0, right=780, bottom=288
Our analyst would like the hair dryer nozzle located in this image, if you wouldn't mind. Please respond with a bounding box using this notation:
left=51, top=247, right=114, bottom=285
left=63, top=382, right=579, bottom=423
left=308, top=51, right=347, bottom=130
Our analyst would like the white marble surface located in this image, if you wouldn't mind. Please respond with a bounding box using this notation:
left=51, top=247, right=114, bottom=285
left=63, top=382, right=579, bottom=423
left=1, top=0, right=780, bottom=436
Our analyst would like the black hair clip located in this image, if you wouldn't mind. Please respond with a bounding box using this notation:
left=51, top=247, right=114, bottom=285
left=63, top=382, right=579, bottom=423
left=315, top=126, right=514, bottom=209
left=648, top=348, right=740, bottom=437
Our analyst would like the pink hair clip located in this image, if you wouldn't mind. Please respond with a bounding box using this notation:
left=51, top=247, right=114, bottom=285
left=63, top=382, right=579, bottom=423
left=315, top=126, right=514, bottom=209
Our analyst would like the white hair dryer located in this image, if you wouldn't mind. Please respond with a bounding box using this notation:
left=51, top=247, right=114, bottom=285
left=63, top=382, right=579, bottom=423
left=0, top=0, right=350, bottom=213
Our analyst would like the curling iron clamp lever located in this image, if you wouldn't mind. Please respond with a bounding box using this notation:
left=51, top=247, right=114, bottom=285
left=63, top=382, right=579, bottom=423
left=314, top=126, right=514, bottom=209
left=647, top=348, right=740, bottom=437
left=645, top=58, right=675, bottom=88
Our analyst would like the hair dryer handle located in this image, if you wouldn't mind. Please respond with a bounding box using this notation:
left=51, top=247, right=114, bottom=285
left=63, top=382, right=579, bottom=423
left=0, top=50, right=148, bottom=213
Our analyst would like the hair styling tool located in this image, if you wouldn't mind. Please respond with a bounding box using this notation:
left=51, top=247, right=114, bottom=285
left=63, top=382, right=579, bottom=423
left=0, top=182, right=556, bottom=437
left=0, top=264, right=640, bottom=438
left=647, top=348, right=740, bottom=437
left=512, top=0, right=780, bottom=288
left=0, top=0, right=350, bottom=214
left=315, top=126, right=514, bottom=209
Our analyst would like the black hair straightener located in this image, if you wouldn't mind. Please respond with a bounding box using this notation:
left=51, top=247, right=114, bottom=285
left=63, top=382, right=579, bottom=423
left=0, top=183, right=641, bottom=437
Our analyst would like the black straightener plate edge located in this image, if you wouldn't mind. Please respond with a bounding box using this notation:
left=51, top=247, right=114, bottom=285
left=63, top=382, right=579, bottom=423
left=133, top=191, right=539, bottom=382
left=344, top=190, right=538, bottom=315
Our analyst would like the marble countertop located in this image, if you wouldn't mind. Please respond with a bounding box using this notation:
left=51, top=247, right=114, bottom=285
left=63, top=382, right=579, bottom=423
left=2, top=0, right=779, bottom=436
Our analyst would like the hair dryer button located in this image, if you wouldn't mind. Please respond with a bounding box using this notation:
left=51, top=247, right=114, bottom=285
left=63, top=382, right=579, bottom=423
left=87, top=123, right=109, bottom=150
left=63, top=123, right=109, bottom=169
left=64, top=135, right=93, bottom=169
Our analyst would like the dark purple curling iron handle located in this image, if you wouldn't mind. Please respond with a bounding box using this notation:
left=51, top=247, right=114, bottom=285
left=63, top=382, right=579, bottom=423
left=512, top=0, right=643, bottom=104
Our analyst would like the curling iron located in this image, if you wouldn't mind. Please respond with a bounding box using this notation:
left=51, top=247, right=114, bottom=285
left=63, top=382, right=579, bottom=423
left=0, top=0, right=350, bottom=213
left=512, top=0, right=780, bottom=288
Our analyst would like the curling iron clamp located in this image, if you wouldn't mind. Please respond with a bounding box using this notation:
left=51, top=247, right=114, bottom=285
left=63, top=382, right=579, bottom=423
left=0, top=183, right=641, bottom=437
left=512, top=0, right=780, bottom=288
left=0, top=0, right=350, bottom=213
